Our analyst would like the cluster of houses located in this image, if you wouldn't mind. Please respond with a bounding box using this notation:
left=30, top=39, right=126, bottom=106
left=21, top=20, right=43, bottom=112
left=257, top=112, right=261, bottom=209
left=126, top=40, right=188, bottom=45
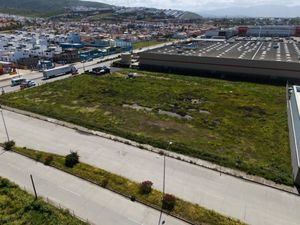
left=0, top=30, right=132, bottom=72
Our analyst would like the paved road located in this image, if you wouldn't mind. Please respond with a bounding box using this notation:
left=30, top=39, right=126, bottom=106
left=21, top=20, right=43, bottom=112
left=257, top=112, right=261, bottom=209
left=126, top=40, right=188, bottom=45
left=0, top=110, right=299, bottom=225
left=0, top=61, right=118, bottom=94
left=0, top=150, right=186, bottom=225
left=0, top=41, right=175, bottom=94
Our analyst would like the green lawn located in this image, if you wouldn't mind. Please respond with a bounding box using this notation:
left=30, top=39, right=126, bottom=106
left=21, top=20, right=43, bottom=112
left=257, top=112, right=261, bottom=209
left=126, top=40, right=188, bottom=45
left=0, top=70, right=292, bottom=185
left=13, top=146, right=245, bottom=225
left=132, top=40, right=163, bottom=49
left=0, top=177, right=87, bottom=225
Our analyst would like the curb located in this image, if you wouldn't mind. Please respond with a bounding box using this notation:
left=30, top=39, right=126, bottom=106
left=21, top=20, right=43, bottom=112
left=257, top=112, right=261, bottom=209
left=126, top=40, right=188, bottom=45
left=0, top=74, right=18, bottom=83
left=12, top=149, right=194, bottom=225
left=2, top=105, right=299, bottom=196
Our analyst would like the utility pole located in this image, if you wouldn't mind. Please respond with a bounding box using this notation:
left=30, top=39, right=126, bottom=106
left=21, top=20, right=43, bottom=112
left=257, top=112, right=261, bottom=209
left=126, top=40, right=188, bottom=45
left=0, top=107, right=9, bottom=142
left=30, top=174, right=38, bottom=200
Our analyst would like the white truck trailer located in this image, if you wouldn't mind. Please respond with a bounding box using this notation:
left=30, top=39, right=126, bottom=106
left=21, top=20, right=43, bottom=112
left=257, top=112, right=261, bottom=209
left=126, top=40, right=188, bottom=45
left=43, top=65, right=77, bottom=79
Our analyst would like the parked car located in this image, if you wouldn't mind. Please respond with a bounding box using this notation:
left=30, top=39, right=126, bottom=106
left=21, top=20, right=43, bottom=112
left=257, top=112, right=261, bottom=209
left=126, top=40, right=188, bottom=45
left=20, top=80, right=37, bottom=89
left=88, top=66, right=111, bottom=75
left=11, top=77, right=27, bottom=86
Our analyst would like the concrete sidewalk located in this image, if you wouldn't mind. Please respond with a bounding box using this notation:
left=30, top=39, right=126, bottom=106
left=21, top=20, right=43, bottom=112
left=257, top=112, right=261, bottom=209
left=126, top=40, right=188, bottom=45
left=0, top=150, right=186, bottom=225
left=1, top=109, right=300, bottom=225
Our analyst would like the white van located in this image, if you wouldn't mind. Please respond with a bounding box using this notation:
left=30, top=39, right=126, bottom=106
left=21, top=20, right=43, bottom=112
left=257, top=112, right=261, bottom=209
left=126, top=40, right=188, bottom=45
left=11, top=77, right=27, bottom=86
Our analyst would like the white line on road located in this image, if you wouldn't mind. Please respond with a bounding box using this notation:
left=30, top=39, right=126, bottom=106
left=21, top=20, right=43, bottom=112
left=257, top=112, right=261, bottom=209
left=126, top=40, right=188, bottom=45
left=60, top=186, right=81, bottom=197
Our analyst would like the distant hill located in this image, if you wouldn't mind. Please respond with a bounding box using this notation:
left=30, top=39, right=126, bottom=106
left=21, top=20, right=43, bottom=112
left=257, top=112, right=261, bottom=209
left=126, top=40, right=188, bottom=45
left=177, top=11, right=202, bottom=20
left=0, top=0, right=111, bottom=17
left=200, top=4, right=300, bottom=18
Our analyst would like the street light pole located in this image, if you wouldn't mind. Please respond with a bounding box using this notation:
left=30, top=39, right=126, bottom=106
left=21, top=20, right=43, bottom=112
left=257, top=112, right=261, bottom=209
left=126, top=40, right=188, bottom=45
left=30, top=174, right=38, bottom=200
left=82, top=61, right=86, bottom=72
left=158, top=141, right=172, bottom=225
left=0, top=108, right=9, bottom=142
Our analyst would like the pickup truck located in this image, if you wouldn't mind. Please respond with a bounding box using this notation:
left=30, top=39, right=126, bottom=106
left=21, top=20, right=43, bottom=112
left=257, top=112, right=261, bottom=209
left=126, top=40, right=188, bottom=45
left=87, top=66, right=111, bottom=75
left=20, top=80, right=37, bottom=89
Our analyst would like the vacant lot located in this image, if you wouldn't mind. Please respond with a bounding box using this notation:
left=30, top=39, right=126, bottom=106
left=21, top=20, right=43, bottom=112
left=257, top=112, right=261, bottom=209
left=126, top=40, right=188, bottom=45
left=0, top=70, right=292, bottom=185
left=0, top=177, right=87, bottom=225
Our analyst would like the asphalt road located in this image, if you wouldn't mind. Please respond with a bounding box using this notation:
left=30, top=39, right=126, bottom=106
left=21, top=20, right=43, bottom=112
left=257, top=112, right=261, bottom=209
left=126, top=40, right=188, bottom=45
left=0, top=60, right=119, bottom=94
left=0, top=150, right=186, bottom=225
left=0, top=110, right=300, bottom=225
left=0, top=41, right=175, bottom=94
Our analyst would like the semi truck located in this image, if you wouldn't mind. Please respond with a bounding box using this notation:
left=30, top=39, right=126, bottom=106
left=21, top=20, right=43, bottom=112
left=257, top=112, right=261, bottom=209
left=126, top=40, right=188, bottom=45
left=43, top=65, right=77, bottom=79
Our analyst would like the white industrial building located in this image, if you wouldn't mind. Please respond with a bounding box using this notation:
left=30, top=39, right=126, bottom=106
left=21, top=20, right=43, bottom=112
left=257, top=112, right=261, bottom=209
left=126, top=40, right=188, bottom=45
left=238, top=25, right=300, bottom=37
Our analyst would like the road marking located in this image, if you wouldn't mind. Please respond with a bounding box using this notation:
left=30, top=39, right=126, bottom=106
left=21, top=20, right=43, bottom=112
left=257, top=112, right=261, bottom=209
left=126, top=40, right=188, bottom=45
left=60, top=186, right=81, bottom=197
left=251, top=42, right=264, bottom=60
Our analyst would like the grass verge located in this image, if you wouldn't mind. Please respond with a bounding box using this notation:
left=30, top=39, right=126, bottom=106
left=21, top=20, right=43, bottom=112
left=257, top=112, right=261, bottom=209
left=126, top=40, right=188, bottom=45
left=13, top=146, right=246, bottom=225
left=0, top=176, right=87, bottom=225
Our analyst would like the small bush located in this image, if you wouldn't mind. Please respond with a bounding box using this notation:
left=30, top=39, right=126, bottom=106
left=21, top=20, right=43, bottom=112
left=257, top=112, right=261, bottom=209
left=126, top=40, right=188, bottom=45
left=65, top=151, right=79, bottom=168
left=44, top=155, right=54, bottom=166
left=0, top=178, right=16, bottom=188
left=130, top=195, right=136, bottom=202
left=35, top=152, right=42, bottom=162
left=162, top=194, right=176, bottom=211
left=140, top=180, right=153, bottom=194
left=158, top=150, right=164, bottom=156
left=101, top=178, right=109, bottom=188
left=4, top=140, right=15, bottom=151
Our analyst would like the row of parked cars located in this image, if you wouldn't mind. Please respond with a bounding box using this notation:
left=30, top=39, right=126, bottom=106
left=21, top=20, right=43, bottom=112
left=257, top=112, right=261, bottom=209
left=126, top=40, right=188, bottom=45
left=11, top=77, right=37, bottom=89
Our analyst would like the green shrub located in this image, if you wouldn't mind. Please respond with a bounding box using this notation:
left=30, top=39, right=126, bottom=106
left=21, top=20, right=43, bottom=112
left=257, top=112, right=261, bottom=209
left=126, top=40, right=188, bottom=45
left=4, top=140, right=15, bottom=151
left=65, top=151, right=79, bottom=168
left=140, top=180, right=153, bottom=194
left=35, top=152, right=42, bottom=162
left=101, top=178, right=109, bottom=188
left=0, top=178, right=15, bottom=188
left=162, top=194, right=176, bottom=211
left=130, top=195, right=136, bottom=202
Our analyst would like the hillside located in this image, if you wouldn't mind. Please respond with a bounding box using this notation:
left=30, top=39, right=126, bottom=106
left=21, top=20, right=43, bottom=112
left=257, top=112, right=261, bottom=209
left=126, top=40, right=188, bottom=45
left=200, top=4, right=300, bottom=18
left=0, top=0, right=111, bottom=17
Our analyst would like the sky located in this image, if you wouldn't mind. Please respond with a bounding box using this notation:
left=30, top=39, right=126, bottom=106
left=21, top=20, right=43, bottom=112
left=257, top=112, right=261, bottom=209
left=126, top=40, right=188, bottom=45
left=90, top=0, right=300, bottom=12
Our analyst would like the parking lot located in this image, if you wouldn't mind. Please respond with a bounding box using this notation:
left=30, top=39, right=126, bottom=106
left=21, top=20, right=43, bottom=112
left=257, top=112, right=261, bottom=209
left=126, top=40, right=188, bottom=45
left=150, top=38, right=300, bottom=63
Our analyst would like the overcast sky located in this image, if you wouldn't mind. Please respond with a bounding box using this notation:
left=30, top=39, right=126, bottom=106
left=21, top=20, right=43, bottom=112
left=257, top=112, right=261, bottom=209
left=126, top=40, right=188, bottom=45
left=91, top=0, right=300, bottom=11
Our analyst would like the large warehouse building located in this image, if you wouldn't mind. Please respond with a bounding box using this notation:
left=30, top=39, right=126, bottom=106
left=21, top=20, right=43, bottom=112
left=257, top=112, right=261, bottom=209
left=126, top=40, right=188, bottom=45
left=139, top=39, right=300, bottom=80
left=288, top=86, right=300, bottom=186
left=238, top=25, right=300, bottom=37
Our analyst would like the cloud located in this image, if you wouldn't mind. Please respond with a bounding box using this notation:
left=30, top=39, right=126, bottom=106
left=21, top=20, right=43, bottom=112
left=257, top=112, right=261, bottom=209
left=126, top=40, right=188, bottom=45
left=89, top=0, right=300, bottom=11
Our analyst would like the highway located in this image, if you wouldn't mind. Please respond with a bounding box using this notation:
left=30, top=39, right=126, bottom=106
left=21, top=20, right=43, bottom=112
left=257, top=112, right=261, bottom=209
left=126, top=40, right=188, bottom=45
left=0, top=109, right=299, bottom=225
left=0, top=150, right=187, bottom=225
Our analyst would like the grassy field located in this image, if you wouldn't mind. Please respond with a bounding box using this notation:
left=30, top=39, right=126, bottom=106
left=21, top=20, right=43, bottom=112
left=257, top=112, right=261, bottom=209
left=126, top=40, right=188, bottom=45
left=0, top=70, right=292, bottom=185
left=13, top=146, right=245, bottom=225
left=132, top=40, right=163, bottom=49
left=0, top=177, right=87, bottom=225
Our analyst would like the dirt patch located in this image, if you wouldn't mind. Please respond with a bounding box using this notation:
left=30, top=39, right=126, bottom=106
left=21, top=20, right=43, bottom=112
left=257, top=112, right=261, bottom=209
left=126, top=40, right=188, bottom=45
left=199, top=109, right=211, bottom=115
left=158, top=109, right=193, bottom=120
left=123, top=103, right=152, bottom=112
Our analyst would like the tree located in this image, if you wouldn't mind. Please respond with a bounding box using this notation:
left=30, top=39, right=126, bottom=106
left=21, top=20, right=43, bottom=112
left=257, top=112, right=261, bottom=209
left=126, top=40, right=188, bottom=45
left=65, top=151, right=79, bottom=168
